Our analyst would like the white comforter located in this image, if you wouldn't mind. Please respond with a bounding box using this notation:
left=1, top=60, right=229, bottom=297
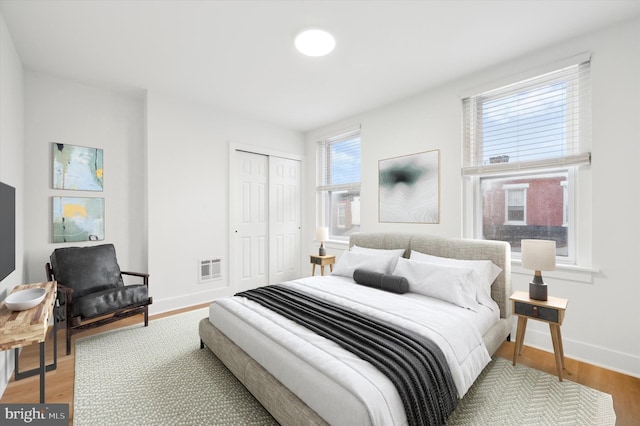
left=209, top=275, right=493, bottom=426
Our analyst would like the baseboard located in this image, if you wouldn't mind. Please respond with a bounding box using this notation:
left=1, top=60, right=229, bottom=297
left=149, top=288, right=228, bottom=316
left=513, top=325, right=640, bottom=378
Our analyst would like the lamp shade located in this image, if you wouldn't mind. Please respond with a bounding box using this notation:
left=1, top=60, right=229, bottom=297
left=315, top=227, right=329, bottom=242
left=521, top=239, right=556, bottom=271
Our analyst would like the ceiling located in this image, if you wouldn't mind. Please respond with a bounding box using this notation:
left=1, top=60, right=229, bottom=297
left=2, top=1, right=639, bottom=132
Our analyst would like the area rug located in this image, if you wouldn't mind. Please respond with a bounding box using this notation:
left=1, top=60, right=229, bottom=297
left=74, top=308, right=616, bottom=425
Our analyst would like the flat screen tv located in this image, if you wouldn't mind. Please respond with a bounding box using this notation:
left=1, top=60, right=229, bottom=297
left=0, top=181, right=16, bottom=282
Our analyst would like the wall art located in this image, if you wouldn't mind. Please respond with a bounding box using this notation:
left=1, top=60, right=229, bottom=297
left=53, top=143, right=104, bottom=191
left=52, top=197, right=105, bottom=243
left=379, top=149, right=440, bottom=223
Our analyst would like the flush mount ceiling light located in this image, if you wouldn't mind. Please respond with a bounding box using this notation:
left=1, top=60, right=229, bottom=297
left=294, top=29, right=336, bottom=57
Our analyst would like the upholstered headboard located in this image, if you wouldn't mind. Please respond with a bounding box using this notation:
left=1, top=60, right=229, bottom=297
left=349, top=232, right=512, bottom=319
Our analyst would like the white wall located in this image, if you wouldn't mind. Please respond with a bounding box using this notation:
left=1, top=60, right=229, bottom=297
left=14, top=71, right=305, bottom=325
left=0, top=13, right=24, bottom=396
left=2, top=57, right=304, bottom=396
left=23, top=72, right=146, bottom=282
left=146, top=91, right=305, bottom=314
left=306, top=18, right=640, bottom=377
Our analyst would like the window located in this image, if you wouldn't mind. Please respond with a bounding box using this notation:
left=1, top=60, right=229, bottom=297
left=463, top=54, right=591, bottom=263
left=337, top=205, right=346, bottom=228
left=481, top=173, right=569, bottom=256
left=503, top=184, right=528, bottom=225
left=317, top=129, right=361, bottom=241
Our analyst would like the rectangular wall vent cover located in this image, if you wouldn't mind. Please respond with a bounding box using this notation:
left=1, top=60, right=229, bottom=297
left=199, top=258, right=221, bottom=282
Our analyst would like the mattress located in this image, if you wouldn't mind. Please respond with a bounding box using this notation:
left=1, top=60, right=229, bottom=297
left=208, top=275, right=497, bottom=426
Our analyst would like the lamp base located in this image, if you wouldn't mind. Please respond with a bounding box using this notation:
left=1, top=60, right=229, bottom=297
left=529, top=282, right=548, bottom=301
left=318, top=244, right=326, bottom=256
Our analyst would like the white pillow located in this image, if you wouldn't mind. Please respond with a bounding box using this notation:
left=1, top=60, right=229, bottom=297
left=393, top=258, right=480, bottom=311
left=350, top=245, right=405, bottom=270
left=331, top=251, right=397, bottom=278
left=410, top=250, right=502, bottom=310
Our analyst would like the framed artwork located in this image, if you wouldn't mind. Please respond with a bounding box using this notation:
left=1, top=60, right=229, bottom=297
left=379, top=149, right=440, bottom=223
left=52, top=197, right=105, bottom=243
left=53, top=143, right=104, bottom=191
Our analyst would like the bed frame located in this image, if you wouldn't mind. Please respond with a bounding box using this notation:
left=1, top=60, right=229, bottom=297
left=199, top=232, right=512, bottom=425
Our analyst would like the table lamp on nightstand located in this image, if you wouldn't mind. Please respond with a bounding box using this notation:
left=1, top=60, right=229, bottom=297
left=315, top=227, right=329, bottom=256
left=521, top=239, right=556, bottom=301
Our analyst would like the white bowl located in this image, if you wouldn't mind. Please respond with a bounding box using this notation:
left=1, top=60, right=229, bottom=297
left=5, top=288, right=47, bottom=311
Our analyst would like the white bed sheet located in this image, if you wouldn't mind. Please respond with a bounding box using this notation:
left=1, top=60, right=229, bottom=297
left=209, top=275, right=495, bottom=426
left=402, top=290, right=500, bottom=336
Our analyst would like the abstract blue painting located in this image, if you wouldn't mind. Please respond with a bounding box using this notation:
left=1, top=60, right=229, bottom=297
left=53, top=143, right=103, bottom=191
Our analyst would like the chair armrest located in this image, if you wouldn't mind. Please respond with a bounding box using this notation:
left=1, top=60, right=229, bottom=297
left=46, top=262, right=74, bottom=301
left=121, top=271, right=150, bottom=287
left=45, top=262, right=54, bottom=281
left=55, top=283, right=74, bottom=323
left=57, top=283, right=73, bottom=293
left=121, top=271, right=149, bottom=278
left=56, top=283, right=74, bottom=300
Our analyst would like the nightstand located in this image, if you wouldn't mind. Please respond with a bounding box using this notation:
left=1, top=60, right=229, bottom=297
left=310, top=254, right=335, bottom=276
left=510, top=290, right=568, bottom=381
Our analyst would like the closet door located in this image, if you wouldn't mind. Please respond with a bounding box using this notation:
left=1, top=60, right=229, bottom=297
left=269, top=156, right=301, bottom=284
left=235, top=151, right=269, bottom=292
left=232, top=150, right=301, bottom=292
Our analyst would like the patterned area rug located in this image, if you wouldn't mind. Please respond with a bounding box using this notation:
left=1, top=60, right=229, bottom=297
left=74, top=308, right=615, bottom=425
left=447, top=358, right=616, bottom=425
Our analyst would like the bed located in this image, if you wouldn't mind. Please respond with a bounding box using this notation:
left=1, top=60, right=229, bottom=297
left=199, top=232, right=512, bottom=425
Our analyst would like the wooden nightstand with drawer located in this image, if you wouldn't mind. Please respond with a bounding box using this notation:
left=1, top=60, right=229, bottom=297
left=510, top=290, right=568, bottom=381
left=309, top=254, right=335, bottom=276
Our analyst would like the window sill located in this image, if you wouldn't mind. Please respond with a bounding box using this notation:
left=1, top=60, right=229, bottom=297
left=325, top=240, right=349, bottom=250
left=512, top=260, right=598, bottom=284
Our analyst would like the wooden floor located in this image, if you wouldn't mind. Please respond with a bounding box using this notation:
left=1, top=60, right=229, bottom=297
left=2, top=304, right=639, bottom=426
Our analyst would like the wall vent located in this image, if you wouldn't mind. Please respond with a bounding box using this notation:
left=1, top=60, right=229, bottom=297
left=199, top=258, right=221, bottom=282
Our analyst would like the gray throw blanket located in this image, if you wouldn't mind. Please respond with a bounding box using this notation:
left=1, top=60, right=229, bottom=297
left=235, top=285, right=458, bottom=426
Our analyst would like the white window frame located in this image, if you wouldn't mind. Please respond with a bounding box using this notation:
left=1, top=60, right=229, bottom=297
left=462, top=54, right=591, bottom=267
left=316, top=128, right=361, bottom=242
left=336, top=204, right=346, bottom=228
left=561, top=180, right=569, bottom=227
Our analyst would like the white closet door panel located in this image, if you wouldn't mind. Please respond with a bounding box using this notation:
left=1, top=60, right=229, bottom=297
left=235, top=151, right=268, bottom=292
left=269, top=156, right=301, bottom=284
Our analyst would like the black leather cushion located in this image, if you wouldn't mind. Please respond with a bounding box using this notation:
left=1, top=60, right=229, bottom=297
left=50, top=244, right=124, bottom=299
left=73, top=285, right=149, bottom=319
left=353, top=269, right=409, bottom=294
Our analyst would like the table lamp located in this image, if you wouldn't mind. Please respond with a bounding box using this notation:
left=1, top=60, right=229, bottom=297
left=315, top=227, right=329, bottom=256
left=521, top=239, right=556, bottom=301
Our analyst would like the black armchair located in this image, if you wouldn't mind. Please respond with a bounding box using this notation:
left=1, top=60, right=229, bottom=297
left=45, top=244, right=152, bottom=355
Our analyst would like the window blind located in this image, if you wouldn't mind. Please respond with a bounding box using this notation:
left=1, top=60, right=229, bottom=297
left=463, top=58, right=591, bottom=176
left=317, top=129, right=361, bottom=191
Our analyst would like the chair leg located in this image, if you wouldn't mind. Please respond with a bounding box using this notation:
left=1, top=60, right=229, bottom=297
left=144, top=306, right=149, bottom=327
left=66, top=323, right=72, bottom=356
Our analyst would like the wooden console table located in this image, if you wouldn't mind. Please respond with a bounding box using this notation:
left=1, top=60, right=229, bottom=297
left=0, top=281, right=58, bottom=402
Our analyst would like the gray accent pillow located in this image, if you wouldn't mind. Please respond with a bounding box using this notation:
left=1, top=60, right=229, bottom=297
left=353, top=269, right=409, bottom=294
